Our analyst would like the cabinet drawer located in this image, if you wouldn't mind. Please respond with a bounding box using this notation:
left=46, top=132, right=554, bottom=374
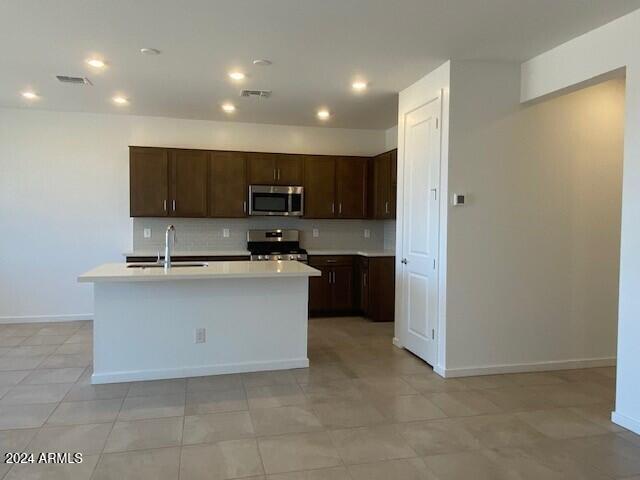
left=308, top=255, right=354, bottom=267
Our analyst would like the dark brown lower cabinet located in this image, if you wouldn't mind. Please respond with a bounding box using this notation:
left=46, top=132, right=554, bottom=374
left=367, top=257, right=395, bottom=322
left=308, top=256, right=355, bottom=316
left=309, top=255, right=394, bottom=321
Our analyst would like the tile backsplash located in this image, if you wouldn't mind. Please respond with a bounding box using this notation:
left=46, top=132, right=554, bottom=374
left=132, top=217, right=392, bottom=253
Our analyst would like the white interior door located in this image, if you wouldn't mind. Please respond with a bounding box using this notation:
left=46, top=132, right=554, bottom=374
left=401, top=97, right=441, bottom=366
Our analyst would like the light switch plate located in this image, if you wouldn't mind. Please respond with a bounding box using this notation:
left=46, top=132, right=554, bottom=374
left=195, top=328, right=206, bottom=344
left=223, top=228, right=230, bottom=238
left=364, top=229, right=370, bottom=239
left=143, top=228, right=152, bottom=239
left=312, top=228, right=319, bottom=238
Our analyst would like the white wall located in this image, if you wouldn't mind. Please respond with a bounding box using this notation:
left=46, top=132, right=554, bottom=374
left=0, top=108, right=386, bottom=322
left=445, top=61, right=623, bottom=374
left=520, top=6, right=640, bottom=437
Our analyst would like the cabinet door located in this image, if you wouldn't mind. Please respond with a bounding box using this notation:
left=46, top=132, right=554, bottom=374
left=331, top=265, right=354, bottom=311
left=276, top=155, right=303, bottom=185
left=247, top=153, right=277, bottom=184
left=369, top=257, right=395, bottom=322
left=130, top=147, right=169, bottom=217
left=170, top=150, right=209, bottom=217
left=209, top=151, right=247, bottom=217
left=373, top=152, right=392, bottom=219
left=336, top=157, right=368, bottom=218
left=390, top=149, right=397, bottom=218
left=304, top=156, right=336, bottom=218
left=356, top=257, right=370, bottom=315
left=308, top=266, right=330, bottom=314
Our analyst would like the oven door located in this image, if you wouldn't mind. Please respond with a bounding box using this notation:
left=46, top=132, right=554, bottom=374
left=249, top=185, right=304, bottom=216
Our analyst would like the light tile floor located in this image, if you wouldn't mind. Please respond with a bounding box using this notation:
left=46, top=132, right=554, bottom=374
left=0, top=317, right=638, bottom=479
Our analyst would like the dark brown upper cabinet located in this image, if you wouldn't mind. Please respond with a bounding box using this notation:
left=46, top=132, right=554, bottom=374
left=336, top=156, right=368, bottom=218
left=304, top=156, right=336, bottom=218
left=247, top=153, right=303, bottom=185
left=370, top=149, right=397, bottom=219
left=169, top=149, right=209, bottom=217
left=130, top=147, right=169, bottom=217
left=303, top=156, right=367, bottom=219
left=209, top=151, right=247, bottom=218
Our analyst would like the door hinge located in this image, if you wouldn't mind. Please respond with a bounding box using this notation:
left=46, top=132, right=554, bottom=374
left=433, top=259, right=436, bottom=270
left=431, top=329, right=435, bottom=340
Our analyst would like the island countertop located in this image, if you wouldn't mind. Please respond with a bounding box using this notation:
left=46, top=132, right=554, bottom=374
left=79, top=261, right=321, bottom=283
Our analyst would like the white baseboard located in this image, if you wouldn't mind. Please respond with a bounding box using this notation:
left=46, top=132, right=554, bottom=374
left=91, top=358, right=310, bottom=384
left=392, top=337, right=402, bottom=348
left=439, top=356, right=616, bottom=378
left=612, top=411, right=640, bottom=435
left=0, top=313, right=93, bottom=325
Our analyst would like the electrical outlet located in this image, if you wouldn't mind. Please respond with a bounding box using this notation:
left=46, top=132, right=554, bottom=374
left=223, top=228, right=230, bottom=238
left=195, top=328, right=206, bottom=344
left=364, top=229, right=370, bottom=239
left=312, top=228, right=319, bottom=238
left=143, top=228, right=152, bottom=239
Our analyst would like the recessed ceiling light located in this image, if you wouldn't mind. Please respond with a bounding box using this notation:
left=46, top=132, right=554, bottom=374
left=112, top=96, right=129, bottom=105
left=352, top=81, right=368, bottom=91
left=86, top=58, right=106, bottom=68
left=317, top=109, right=330, bottom=120
left=222, top=103, right=236, bottom=113
left=253, top=59, right=272, bottom=66
left=140, top=48, right=161, bottom=55
left=21, top=91, right=38, bottom=100
left=228, top=72, right=245, bottom=81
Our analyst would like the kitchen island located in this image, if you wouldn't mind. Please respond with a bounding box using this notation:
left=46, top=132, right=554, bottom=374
left=79, top=261, right=320, bottom=384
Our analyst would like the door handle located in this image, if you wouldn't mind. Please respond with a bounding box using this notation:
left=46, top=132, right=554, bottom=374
left=401, top=258, right=408, bottom=265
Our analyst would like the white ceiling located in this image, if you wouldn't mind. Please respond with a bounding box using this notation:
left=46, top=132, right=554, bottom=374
left=1, top=0, right=639, bottom=129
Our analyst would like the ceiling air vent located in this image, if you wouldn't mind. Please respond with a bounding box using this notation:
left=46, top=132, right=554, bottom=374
left=240, top=89, right=271, bottom=98
left=56, top=75, right=93, bottom=86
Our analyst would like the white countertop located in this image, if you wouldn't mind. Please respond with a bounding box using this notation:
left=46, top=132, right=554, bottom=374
left=123, top=250, right=250, bottom=257
left=123, top=249, right=394, bottom=258
left=79, top=261, right=321, bottom=283
left=306, top=249, right=395, bottom=257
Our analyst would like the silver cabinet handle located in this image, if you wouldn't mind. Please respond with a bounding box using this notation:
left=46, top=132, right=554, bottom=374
left=326, top=259, right=337, bottom=263
left=273, top=169, right=277, bottom=180
left=331, top=203, right=335, bottom=214
left=338, top=203, right=342, bottom=214
left=277, top=168, right=281, bottom=181
left=172, top=200, right=176, bottom=211
left=243, top=201, right=247, bottom=213
left=385, top=201, right=389, bottom=214
left=363, top=272, right=367, bottom=287
left=401, top=258, right=408, bottom=265
left=163, top=199, right=167, bottom=212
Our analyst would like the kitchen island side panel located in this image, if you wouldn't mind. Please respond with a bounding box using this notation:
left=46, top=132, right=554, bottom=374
left=91, top=277, right=308, bottom=383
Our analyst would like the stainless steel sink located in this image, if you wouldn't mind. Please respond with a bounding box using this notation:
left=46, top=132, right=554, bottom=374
left=126, top=262, right=209, bottom=269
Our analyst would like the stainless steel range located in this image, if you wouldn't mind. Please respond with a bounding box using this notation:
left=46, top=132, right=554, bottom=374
left=247, top=229, right=308, bottom=262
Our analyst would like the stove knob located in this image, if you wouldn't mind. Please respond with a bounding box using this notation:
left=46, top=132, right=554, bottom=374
left=289, top=255, right=295, bottom=260
left=258, top=255, right=264, bottom=261
left=277, top=255, right=282, bottom=260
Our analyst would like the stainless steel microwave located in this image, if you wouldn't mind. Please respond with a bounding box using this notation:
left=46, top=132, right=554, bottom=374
left=248, top=185, right=304, bottom=216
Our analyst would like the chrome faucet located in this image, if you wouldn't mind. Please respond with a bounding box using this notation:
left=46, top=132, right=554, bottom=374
left=164, top=225, right=176, bottom=270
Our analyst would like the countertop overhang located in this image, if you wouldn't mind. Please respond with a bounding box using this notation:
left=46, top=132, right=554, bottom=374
left=79, top=261, right=321, bottom=283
